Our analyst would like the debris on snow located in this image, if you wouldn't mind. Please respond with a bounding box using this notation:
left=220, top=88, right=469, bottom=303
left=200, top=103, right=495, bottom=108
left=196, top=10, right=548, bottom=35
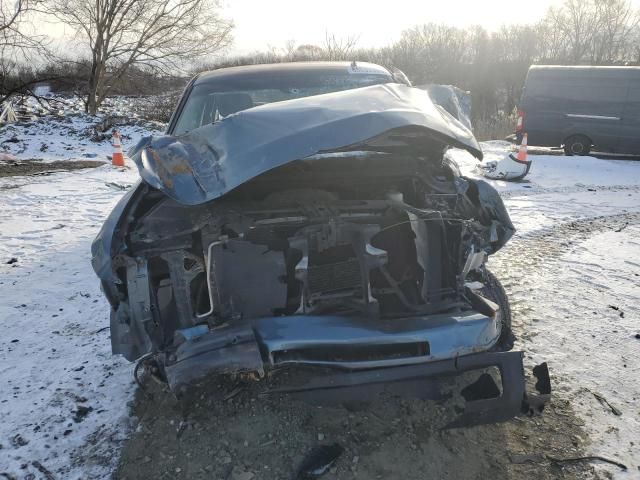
left=591, top=391, right=622, bottom=416
left=547, top=455, right=628, bottom=471
left=0, top=94, right=164, bottom=164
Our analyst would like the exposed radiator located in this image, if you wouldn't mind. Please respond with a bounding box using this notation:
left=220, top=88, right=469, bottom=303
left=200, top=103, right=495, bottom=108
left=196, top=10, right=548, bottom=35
left=307, top=258, right=362, bottom=295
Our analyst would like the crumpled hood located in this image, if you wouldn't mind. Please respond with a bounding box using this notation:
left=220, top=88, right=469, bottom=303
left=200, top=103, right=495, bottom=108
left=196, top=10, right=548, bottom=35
left=129, top=83, right=482, bottom=205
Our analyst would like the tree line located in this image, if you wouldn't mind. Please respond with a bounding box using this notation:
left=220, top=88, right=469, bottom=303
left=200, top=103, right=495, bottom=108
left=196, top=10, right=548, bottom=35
left=212, top=0, right=640, bottom=124
left=1, top=0, right=232, bottom=113
left=1, top=0, right=639, bottom=121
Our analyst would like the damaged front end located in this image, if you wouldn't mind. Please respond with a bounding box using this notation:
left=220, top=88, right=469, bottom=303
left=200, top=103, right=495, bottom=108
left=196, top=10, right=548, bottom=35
left=92, top=84, right=549, bottom=427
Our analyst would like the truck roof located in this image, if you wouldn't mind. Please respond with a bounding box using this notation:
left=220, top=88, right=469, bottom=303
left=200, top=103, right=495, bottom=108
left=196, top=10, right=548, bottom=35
left=195, top=61, right=393, bottom=85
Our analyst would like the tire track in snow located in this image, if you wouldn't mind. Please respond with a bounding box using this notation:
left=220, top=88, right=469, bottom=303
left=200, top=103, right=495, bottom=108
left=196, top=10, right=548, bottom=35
left=489, top=212, right=640, bottom=477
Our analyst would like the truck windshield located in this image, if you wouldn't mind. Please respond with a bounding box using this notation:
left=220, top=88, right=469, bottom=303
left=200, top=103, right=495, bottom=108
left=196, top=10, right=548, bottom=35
left=172, top=72, right=391, bottom=135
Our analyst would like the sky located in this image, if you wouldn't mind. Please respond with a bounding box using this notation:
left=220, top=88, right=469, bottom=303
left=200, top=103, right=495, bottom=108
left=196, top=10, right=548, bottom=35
left=36, top=0, right=640, bottom=60
left=222, top=0, right=565, bottom=54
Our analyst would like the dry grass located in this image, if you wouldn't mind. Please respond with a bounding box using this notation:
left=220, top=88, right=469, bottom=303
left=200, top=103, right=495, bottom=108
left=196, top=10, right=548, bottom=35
left=133, top=92, right=182, bottom=123
left=473, top=111, right=517, bottom=142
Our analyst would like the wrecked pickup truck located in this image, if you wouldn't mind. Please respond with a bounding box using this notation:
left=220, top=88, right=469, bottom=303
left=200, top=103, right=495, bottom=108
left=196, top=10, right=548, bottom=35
left=92, top=61, right=550, bottom=427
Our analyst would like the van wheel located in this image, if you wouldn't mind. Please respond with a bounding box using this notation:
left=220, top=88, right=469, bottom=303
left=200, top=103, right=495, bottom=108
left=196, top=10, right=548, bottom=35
left=563, top=135, right=591, bottom=156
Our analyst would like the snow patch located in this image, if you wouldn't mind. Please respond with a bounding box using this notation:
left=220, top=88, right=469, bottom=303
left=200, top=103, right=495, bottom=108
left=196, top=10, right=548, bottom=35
left=0, top=95, right=164, bottom=163
left=522, top=226, right=640, bottom=477
left=0, top=165, right=139, bottom=479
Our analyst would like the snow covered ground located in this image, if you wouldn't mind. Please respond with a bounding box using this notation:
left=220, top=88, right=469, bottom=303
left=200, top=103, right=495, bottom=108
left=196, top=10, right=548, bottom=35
left=0, top=117, right=163, bottom=163
left=1, top=120, right=639, bottom=478
left=0, top=112, right=157, bottom=478
left=453, top=145, right=640, bottom=477
left=0, top=165, right=141, bottom=478
left=529, top=225, right=640, bottom=476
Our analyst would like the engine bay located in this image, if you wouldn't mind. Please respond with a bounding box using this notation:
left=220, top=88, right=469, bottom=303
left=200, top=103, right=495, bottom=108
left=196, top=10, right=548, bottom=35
left=104, top=154, right=513, bottom=360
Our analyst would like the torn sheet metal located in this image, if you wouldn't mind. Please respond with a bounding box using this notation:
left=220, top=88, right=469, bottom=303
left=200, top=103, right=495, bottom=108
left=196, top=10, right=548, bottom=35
left=421, top=84, right=473, bottom=131
left=468, top=179, right=516, bottom=250
left=91, top=182, right=141, bottom=284
left=164, top=325, right=264, bottom=393
left=128, top=84, right=482, bottom=205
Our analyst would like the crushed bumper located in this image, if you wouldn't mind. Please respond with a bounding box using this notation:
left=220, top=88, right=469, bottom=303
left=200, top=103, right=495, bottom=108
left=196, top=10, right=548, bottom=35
left=266, top=351, right=550, bottom=428
left=161, top=316, right=550, bottom=427
left=164, top=310, right=502, bottom=392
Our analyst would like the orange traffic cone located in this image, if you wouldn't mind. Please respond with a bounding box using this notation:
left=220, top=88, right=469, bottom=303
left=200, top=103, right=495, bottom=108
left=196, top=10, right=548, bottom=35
left=111, top=131, right=125, bottom=167
left=516, top=133, right=528, bottom=162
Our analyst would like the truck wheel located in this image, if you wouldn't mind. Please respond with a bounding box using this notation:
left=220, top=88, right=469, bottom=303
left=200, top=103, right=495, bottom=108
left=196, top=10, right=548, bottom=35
left=563, top=135, right=591, bottom=156
left=478, top=269, right=515, bottom=351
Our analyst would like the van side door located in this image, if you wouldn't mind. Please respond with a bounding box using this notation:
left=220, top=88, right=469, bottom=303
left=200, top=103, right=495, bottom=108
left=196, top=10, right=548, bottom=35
left=563, top=76, right=627, bottom=153
left=620, top=86, right=640, bottom=154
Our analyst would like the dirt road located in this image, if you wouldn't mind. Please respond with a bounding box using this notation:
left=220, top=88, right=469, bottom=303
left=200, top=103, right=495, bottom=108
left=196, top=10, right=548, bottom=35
left=0, top=159, right=104, bottom=178
left=114, top=213, right=640, bottom=480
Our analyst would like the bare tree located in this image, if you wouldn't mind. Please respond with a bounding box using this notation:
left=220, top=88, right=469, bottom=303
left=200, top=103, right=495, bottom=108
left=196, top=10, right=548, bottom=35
left=282, top=39, right=297, bottom=61
left=323, top=32, right=359, bottom=60
left=544, top=0, right=601, bottom=63
left=389, top=24, right=468, bottom=84
left=541, top=0, right=639, bottom=64
left=293, top=44, right=324, bottom=60
left=536, top=16, right=567, bottom=62
left=492, top=26, right=539, bottom=112
left=0, top=0, right=52, bottom=103
left=591, top=0, right=639, bottom=63
left=47, top=0, right=233, bottom=114
left=631, top=25, right=640, bottom=63
left=1, top=0, right=45, bottom=56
